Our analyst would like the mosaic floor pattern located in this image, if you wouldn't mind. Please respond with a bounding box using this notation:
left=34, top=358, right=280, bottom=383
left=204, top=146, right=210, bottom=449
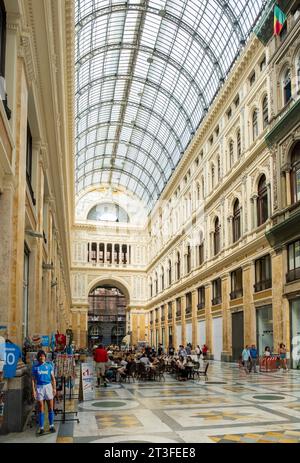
left=1, top=361, right=300, bottom=443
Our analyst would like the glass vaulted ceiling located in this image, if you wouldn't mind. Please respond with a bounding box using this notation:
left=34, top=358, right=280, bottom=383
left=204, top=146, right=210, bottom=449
left=75, top=0, right=267, bottom=210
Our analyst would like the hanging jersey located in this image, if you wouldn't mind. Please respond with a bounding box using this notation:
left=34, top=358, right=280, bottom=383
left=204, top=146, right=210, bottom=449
left=32, top=362, right=53, bottom=385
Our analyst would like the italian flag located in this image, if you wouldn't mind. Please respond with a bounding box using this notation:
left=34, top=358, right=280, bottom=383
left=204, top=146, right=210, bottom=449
left=274, top=5, right=286, bottom=35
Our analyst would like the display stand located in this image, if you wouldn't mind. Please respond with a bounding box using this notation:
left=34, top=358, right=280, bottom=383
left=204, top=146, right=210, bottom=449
left=55, top=376, right=79, bottom=424
left=54, top=354, right=79, bottom=424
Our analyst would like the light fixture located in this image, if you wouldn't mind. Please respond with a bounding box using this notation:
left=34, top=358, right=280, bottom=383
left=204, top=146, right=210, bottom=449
left=25, top=229, right=43, bottom=238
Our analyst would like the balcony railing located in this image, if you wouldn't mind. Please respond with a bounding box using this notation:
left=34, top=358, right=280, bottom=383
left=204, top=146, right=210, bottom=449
left=197, top=302, right=205, bottom=310
left=230, top=289, right=243, bottom=300
left=211, top=296, right=222, bottom=306
left=254, top=279, right=272, bottom=292
left=185, top=307, right=192, bottom=317
left=286, top=268, right=300, bottom=283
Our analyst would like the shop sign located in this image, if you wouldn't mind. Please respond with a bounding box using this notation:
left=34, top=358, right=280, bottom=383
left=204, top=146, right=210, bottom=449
left=80, top=362, right=94, bottom=401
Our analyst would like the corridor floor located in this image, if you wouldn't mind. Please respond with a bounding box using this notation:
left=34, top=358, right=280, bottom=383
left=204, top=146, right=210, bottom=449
left=1, top=361, right=300, bottom=443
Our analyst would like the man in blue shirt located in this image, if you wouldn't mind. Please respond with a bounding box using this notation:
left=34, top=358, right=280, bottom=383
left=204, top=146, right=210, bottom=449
left=32, top=350, right=56, bottom=435
left=249, top=344, right=258, bottom=373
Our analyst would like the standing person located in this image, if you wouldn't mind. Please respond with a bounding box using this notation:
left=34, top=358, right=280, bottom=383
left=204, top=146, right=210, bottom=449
left=202, top=344, right=208, bottom=361
left=168, top=345, right=175, bottom=356
left=157, top=344, right=163, bottom=356
left=241, top=345, right=251, bottom=374
left=279, top=343, right=288, bottom=371
left=195, top=345, right=201, bottom=361
left=31, top=350, right=56, bottom=435
left=94, top=344, right=108, bottom=387
left=249, top=344, right=258, bottom=373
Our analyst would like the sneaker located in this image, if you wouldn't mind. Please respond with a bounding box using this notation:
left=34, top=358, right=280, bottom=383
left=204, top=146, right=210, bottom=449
left=38, top=428, right=45, bottom=435
left=49, top=426, right=56, bottom=433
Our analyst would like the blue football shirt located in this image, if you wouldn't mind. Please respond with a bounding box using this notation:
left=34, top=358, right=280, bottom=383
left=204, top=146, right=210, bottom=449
left=32, top=362, right=53, bottom=385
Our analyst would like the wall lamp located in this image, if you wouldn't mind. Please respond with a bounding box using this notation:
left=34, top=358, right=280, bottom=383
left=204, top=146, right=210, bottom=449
left=25, top=229, right=43, bottom=238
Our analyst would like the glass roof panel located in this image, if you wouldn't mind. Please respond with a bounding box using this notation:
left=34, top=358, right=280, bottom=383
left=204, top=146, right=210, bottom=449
left=75, top=0, right=268, bottom=210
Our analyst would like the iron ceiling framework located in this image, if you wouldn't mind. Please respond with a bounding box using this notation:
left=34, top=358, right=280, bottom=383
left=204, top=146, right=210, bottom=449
left=75, top=0, right=267, bottom=211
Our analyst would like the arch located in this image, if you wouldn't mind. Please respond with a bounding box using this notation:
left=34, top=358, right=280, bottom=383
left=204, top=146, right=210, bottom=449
left=281, top=66, right=292, bottom=106
left=87, top=277, right=131, bottom=305
left=253, top=169, right=270, bottom=191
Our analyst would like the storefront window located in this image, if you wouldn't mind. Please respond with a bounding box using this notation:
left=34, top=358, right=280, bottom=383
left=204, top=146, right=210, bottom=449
left=290, top=299, right=300, bottom=369
left=256, top=305, right=273, bottom=356
left=287, top=240, right=300, bottom=282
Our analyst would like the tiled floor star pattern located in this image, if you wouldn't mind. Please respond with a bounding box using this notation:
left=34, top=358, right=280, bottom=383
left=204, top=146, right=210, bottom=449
left=1, top=360, right=300, bottom=443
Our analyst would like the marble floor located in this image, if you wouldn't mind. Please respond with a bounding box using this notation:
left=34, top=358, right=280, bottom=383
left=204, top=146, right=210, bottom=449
left=1, top=361, right=300, bottom=443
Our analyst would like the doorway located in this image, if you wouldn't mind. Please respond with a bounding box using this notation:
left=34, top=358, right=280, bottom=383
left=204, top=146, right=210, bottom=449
left=231, top=311, right=244, bottom=361
left=88, top=285, right=126, bottom=349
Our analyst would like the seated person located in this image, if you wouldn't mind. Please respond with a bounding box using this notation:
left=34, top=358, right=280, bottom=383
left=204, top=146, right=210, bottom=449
left=176, top=356, right=189, bottom=381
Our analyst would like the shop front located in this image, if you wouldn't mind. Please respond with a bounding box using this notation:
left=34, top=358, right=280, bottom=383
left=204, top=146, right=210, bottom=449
left=256, top=305, right=273, bottom=356
left=290, top=298, right=300, bottom=369
left=231, top=310, right=244, bottom=361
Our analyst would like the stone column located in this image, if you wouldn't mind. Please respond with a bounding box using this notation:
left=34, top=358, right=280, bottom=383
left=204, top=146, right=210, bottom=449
left=242, top=262, right=255, bottom=345
left=192, top=289, right=197, bottom=349
left=181, top=295, right=186, bottom=346
left=6, top=13, right=20, bottom=138
left=267, top=182, right=272, bottom=218
left=172, top=300, right=177, bottom=349
left=221, top=274, right=231, bottom=361
left=205, top=283, right=212, bottom=354
left=0, top=179, right=14, bottom=338
left=9, top=57, right=28, bottom=345
left=285, top=170, right=291, bottom=206
left=251, top=195, right=258, bottom=230
left=271, top=250, right=284, bottom=350
left=227, top=216, right=233, bottom=245
left=80, top=309, right=88, bottom=348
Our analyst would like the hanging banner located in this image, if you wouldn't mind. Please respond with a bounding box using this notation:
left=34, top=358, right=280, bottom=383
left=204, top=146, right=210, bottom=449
left=80, top=362, right=94, bottom=401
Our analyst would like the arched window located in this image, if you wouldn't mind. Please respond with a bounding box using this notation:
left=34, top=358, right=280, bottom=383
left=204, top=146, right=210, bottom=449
left=186, top=245, right=191, bottom=274
left=229, top=140, right=234, bottom=168
left=168, top=259, right=172, bottom=285
left=283, top=69, right=292, bottom=105
left=201, top=176, right=205, bottom=199
left=198, top=231, right=204, bottom=265
left=161, top=266, right=165, bottom=291
left=217, top=155, right=221, bottom=180
left=211, top=164, right=215, bottom=189
left=155, top=271, right=158, bottom=294
left=197, top=183, right=200, bottom=201
left=290, top=142, right=300, bottom=204
left=262, top=95, right=268, bottom=129
left=237, top=130, right=241, bottom=158
left=213, top=217, right=220, bottom=255
left=149, top=278, right=153, bottom=298
left=232, top=199, right=241, bottom=243
left=257, top=174, right=268, bottom=226
left=176, top=252, right=181, bottom=280
left=252, top=109, right=258, bottom=140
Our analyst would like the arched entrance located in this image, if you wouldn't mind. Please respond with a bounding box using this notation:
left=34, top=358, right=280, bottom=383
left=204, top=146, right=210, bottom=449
left=87, top=285, right=127, bottom=349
